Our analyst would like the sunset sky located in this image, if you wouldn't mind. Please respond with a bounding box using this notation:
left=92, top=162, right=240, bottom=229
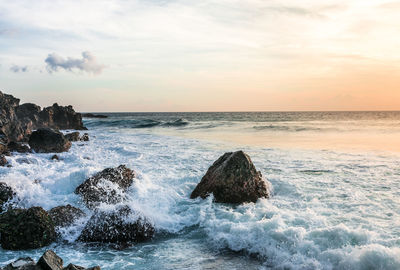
left=1, top=0, right=400, bottom=112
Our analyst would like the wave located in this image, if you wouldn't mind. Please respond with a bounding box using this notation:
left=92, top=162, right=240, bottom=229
left=84, top=118, right=189, bottom=129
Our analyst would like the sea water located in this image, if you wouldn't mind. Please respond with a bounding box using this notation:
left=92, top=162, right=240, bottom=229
left=1, top=112, right=400, bottom=270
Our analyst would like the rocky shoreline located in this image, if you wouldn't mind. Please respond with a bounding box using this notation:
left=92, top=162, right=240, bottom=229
left=0, top=91, right=272, bottom=268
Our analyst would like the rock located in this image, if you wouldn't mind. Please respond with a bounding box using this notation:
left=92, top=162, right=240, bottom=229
left=80, top=133, right=89, bottom=142
left=81, top=113, right=107, bottom=119
left=64, top=132, right=80, bottom=142
left=0, top=135, right=9, bottom=155
left=63, top=265, right=100, bottom=270
left=15, top=103, right=41, bottom=126
left=49, top=205, right=85, bottom=227
left=0, top=182, right=15, bottom=212
left=190, top=151, right=270, bottom=204
left=0, top=155, right=7, bottom=166
left=51, top=155, right=59, bottom=161
left=1, top=257, right=36, bottom=270
left=75, top=165, right=136, bottom=208
left=0, top=207, right=56, bottom=250
left=29, top=128, right=71, bottom=153
left=37, top=250, right=63, bottom=270
left=78, top=205, right=154, bottom=245
left=39, top=103, right=86, bottom=131
left=0, top=91, right=28, bottom=142
left=7, top=141, right=31, bottom=153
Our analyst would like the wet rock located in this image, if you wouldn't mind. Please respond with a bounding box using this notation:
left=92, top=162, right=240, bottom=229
left=64, top=132, right=80, bottom=142
left=63, top=265, right=100, bottom=270
left=1, top=257, right=36, bottom=270
left=39, top=103, right=86, bottom=131
left=190, top=151, right=270, bottom=204
left=78, top=205, right=154, bottom=245
left=81, top=113, right=107, bottom=119
left=7, top=141, right=31, bottom=153
left=0, top=155, right=7, bottom=166
left=0, top=182, right=15, bottom=212
left=0, top=207, right=56, bottom=250
left=0, top=91, right=28, bottom=142
left=29, top=128, right=71, bottom=153
left=37, top=250, right=63, bottom=270
left=80, top=133, right=89, bottom=142
left=49, top=205, right=85, bottom=227
left=51, top=155, right=59, bottom=161
left=75, top=165, right=136, bottom=208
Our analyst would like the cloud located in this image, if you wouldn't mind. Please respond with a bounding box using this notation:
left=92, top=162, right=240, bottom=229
left=45, top=51, right=105, bottom=74
left=10, top=65, right=28, bottom=73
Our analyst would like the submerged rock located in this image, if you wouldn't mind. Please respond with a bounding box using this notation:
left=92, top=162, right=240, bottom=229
left=7, top=141, right=31, bottom=153
left=0, top=207, right=56, bottom=250
left=0, top=182, right=15, bottom=212
left=29, top=128, right=71, bottom=153
left=75, top=165, right=136, bottom=208
left=51, top=154, right=60, bottom=161
left=190, top=151, right=270, bottom=204
left=80, top=133, right=89, bottom=142
left=49, top=205, right=85, bottom=227
left=78, top=205, right=154, bottom=245
left=0, top=155, right=7, bottom=166
left=64, top=132, right=80, bottom=142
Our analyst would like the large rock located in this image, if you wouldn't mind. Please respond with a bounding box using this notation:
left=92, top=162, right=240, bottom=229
left=190, top=151, right=270, bottom=203
left=0, top=182, right=15, bottom=212
left=29, top=128, right=71, bottom=153
left=39, top=103, right=86, bottom=131
left=0, top=91, right=27, bottom=142
left=78, top=205, right=154, bottom=244
left=75, top=165, right=136, bottom=208
left=0, top=207, right=56, bottom=250
left=37, top=250, right=63, bottom=270
left=64, top=132, right=80, bottom=142
left=49, top=205, right=85, bottom=227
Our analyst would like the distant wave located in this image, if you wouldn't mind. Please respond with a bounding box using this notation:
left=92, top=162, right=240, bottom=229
left=85, top=118, right=189, bottom=129
left=253, top=124, right=324, bottom=132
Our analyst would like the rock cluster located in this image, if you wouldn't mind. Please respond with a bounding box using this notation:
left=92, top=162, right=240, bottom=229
left=29, top=129, right=72, bottom=153
left=0, top=250, right=100, bottom=270
left=190, top=151, right=271, bottom=203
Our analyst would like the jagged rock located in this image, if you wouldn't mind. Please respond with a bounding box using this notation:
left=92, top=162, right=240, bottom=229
left=51, top=155, right=59, bottom=161
left=0, top=182, right=15, bottom=212
left=0, top=91, right=28, bottom=142
left=80, top=133, right=89, bottom=142
left=29, top=129, right=71, bottom=153
left=37, top=250, right=63, bottom=270
left=75, top=165, right=136, bottom=208
left=81, top=113, right=107, bottom=119
left=190, top=151, right=270, bottom=204
left=64, top=132, right=80, bottom=142
left=78, top=205, right=154, bottom=245
left=0, top=207, right=56, bottom=250
left=7, top=142, right=31, bottom=153
left=49, top=205, right=85, bottom=227
left=0, top=155, right=7, bottom=166
left=0, top=257, right=36, bottom=270
left=39, top=103, right=86, bottom=131
left=15, top=103, right=41, bottom=126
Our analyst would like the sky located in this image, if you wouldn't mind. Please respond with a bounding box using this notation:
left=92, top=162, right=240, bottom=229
left=0, top=0, right=400, bottom=112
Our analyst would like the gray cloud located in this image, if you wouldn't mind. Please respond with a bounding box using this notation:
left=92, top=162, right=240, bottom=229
left=10, top=65, right=28, bottom=73
left=45, top=51, right=105, bottom=74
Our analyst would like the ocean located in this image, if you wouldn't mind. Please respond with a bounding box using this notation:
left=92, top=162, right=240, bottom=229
left=1, top=111, right=400, bottom=270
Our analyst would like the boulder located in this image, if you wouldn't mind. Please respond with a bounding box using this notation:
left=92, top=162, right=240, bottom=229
left=0, top=182, right=15, bottom=212
left=29, top=129, right=71, bottom=153
left=0, top=155, right=7, bottom=166
left=80, top=133, right=89, bottom=142
left=49, top=205, right=85, bottom=227
left=0, top=257, right=36, bottom=270
left=64, top=132, right=80, bottom=142
left=190, top=151, right=270, bottom=204
left=78, top=205, right=154, bottom=245
left=39, top=103, right=86, bottom=131
left=75, top=165, right=136, bottom=208
left=37, top=250, right=63, bottom=270
left=7, top=141, right=31, bottom=153
left=0, top=207, right=56, bottom=250
left=51, top=155, right=59, bottom=161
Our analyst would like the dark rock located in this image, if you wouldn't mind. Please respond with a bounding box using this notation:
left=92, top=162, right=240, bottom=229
left=39, top=103, right=86, bottom=131
left=81, top=113, right=107, bottom=119
left=1, top=257, right=36, bottom=270
left=0, top=182, right=15, bottom=212
left=64, top=132, right=80, bottom=142
left=80, top=133, right=89, bottom=142
left=75, top=165, right=136, bottom=208
left=0, top=135, right=9, bottom=155
left=78, top=205, right=154, bottom=245
left=37, top=250, right=63, bottom=270
left=29, top=129, right=71, bottom=153
left=49, top=205, right=85, bottom=227
left=51, top=155, right=59, bottom=161
left=0, top=207, right=56, bottom=250
left=0, top=155, right=7, bottom=166
left=190, top=151, right=270, bottom=204
left=63, top=265, right=100, bottom=270
left=7, top=141, right=31, bottom=153
left=15, top=103, right=41, bottom=127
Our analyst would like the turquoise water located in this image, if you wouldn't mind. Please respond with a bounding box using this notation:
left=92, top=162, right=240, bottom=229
left=1, top=112, right=400, bottom=269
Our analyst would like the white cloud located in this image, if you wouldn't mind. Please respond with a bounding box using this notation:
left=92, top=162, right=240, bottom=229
left=45, top=51, right=105, bottom=74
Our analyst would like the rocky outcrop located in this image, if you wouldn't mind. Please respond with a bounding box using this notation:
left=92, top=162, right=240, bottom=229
left=0, top=182, right=15, bottom=212
left=29, top=129, right=72, bottom=153
left=190, top=151, right=271, bottom=204
left=0, top=207, right=56, bottom=250
left=49, top=205, right=85, bottom=227
left=0, top=90, right=86, bottom=143
left=82, top=113, right=107, bottom=119
left=1, top=250, right=101, bottom=270
left=75, top=165, right=136, bottom=208
left=78, top=205, right=154, bottom=245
